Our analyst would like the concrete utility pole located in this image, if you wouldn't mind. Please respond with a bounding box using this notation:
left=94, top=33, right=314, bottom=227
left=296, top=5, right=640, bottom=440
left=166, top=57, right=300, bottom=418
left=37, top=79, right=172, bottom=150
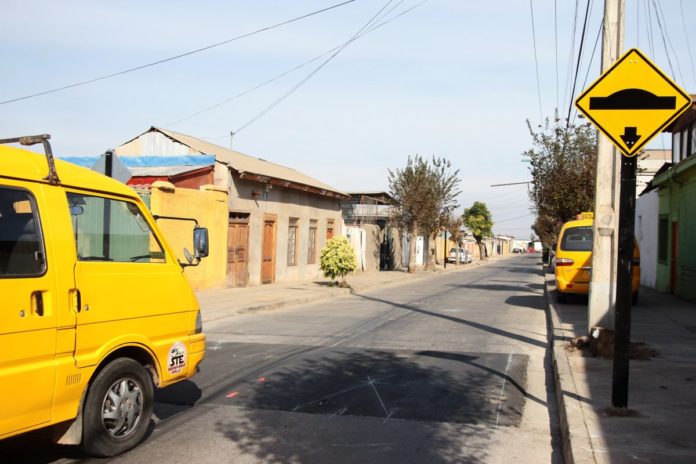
left=588, top=0, right=624, bottom=331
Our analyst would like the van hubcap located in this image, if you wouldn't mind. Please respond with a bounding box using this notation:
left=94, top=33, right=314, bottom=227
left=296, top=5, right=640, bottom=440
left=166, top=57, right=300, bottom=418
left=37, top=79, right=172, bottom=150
left=101, top=378, right=143, bottom=438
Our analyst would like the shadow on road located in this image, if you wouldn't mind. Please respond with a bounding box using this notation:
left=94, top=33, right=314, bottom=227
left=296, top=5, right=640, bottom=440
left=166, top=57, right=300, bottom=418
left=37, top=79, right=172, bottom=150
left=214, top=346, right=529, bottom=464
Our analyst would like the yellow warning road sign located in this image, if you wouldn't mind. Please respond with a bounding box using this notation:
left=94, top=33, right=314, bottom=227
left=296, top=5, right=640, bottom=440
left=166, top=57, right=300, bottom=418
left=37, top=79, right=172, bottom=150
left=575, top=48, right=692, bottom=157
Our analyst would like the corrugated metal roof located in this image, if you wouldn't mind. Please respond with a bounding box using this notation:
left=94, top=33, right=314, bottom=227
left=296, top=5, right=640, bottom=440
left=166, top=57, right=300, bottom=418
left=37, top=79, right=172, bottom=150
left=129, top=165, right=209, bottom=177
left=148, top=127, right=347, bottom=198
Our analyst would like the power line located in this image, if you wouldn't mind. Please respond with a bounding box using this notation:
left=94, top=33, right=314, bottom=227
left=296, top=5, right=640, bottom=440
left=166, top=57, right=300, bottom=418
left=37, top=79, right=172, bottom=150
left=232, top=0, right=427, bottom=136
left=679, top=0, right=696, bottom=90
left=0, top=0, right=358, bottom=106
left=562, top=0, right=580, bottom=116
left=169, top=0, right=419, bottom=128
left=566, top=0, right=592, bottom=127
left=650, top=0, right=678, bottom=80
left=529, top=0, right=544, bottom=123
left=494, top=213, right=535, bottom=224
left=554, top=0, right=559, bottom=112
left=573, top=16, right=602, bottom=126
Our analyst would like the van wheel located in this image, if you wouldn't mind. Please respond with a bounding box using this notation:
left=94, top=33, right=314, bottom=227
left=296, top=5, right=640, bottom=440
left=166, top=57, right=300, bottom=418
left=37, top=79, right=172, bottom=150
left=556, top=292, right=567, bottom=303
left=632, top=291, right=639, bottom=305
left=81, top=358, right=154, bottom=457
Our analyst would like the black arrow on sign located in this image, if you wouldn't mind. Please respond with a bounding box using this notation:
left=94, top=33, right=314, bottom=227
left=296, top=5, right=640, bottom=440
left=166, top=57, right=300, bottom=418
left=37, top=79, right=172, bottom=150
left=620, top=127, right=641, bottom=148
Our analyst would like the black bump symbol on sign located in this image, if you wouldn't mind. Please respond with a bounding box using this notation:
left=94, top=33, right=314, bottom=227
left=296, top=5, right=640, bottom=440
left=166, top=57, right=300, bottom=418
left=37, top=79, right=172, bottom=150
left=590, top=88, right=676, bottom=110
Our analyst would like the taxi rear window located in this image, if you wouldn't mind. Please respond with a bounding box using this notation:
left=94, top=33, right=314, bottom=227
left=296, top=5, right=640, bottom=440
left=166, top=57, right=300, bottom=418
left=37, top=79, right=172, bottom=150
left=560, top=226, right=593, bottom=252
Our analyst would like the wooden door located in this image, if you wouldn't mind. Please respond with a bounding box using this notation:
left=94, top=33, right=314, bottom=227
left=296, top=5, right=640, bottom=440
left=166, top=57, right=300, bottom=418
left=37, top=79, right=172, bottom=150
left=262, top=216, right=276, bottom=284
left=671, top=222, right=678, bottom=293
left=227, top=217, right=249, bottom=287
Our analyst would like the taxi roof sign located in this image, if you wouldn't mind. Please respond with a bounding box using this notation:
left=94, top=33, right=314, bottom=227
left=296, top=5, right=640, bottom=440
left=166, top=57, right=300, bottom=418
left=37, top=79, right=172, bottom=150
left=575, top=48, right=692, bottom=157
left=579, top=212, right=594, bottom=220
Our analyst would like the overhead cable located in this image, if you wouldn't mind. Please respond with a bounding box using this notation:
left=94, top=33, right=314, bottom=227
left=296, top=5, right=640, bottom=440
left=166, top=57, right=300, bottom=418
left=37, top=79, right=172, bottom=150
left=529, top=0, right=544, bottom=123
left=169, top=0, right=420, bottom=127
left=0, top=0, right=358, bottom=106
left=231, top=0, right=428, bottom=136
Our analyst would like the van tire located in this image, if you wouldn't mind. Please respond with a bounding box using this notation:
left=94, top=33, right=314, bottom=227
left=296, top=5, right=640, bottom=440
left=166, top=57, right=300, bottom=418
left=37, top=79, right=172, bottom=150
left=632, top=291, right=639, bottom=305
left=81, top=358, right=154, bottom=457
left=556, top=292, right=567, bottom=303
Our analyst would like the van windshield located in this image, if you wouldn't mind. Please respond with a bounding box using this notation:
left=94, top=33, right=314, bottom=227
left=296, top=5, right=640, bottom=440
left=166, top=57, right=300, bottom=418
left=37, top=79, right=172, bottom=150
left=560, top=226, right=593, bottom=252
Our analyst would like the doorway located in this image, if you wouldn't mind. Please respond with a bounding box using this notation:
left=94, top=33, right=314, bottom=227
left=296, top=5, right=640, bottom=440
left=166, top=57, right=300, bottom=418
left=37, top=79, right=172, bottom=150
left=227, top=213, right=249, bottom=287
left=262, top=214, right=277, bottom=284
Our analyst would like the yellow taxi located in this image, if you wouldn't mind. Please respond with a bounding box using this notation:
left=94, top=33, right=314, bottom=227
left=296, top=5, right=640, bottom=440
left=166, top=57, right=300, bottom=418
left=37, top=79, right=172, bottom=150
left=554, top=213, right=640, bottom=303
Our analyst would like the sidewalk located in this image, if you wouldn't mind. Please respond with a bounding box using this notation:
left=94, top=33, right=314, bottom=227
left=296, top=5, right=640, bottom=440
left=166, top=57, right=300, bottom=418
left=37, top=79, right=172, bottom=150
left=196, top=257, right=506, bottom=324
left=545, top=272, right=696, bottom=463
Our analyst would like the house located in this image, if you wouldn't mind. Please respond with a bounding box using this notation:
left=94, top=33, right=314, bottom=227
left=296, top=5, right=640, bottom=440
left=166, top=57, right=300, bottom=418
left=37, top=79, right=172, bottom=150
left=648, top=99, right=696, bottom=302
left=116, top=127, right=348, bottom=287
left=635, top=149, right=672, bottom=288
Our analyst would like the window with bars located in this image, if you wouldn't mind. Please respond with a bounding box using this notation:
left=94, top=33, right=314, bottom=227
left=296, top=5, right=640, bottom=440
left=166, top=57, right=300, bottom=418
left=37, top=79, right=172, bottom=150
left=288, top=218, right=298, bottom=266
left=308, top=220, right=317, bottom=264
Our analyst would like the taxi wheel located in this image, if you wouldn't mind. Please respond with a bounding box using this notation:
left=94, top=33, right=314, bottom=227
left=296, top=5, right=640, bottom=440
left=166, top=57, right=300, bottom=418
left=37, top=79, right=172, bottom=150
left=632, top=291, right=639, bottom=305
left=556, top=291, right=567, bottom=303
left=81, top=358, right=154, bottom=457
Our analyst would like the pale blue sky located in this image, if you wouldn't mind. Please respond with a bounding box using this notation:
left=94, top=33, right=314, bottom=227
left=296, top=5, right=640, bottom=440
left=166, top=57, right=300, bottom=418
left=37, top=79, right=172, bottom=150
left=2, top=1, right=693, bottom=238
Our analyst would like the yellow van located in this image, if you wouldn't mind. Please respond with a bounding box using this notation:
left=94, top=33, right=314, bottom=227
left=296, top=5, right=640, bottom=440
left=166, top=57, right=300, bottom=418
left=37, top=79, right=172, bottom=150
left=554, top=215, right=640, bottom=303
left=0, top=135, right=207, bottom=456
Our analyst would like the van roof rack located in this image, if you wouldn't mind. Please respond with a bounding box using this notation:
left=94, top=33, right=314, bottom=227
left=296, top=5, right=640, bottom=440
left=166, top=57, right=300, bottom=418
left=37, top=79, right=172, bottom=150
left=0, top=134, right=60, bottom=185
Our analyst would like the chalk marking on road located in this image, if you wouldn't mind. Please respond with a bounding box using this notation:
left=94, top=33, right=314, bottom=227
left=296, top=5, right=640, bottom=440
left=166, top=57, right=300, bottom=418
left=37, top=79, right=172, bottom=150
left=209, top=340, right=223, bottom=351
left=367, top=376, right=391, bottom=420
left=495, top=353, right=514, bottom=427
left=330, top=407, right=348, bottom=417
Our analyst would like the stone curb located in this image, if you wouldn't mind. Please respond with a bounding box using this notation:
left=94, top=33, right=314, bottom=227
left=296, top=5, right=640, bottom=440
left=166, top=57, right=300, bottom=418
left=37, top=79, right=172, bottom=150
left=543, top=269, right=596, bottom=464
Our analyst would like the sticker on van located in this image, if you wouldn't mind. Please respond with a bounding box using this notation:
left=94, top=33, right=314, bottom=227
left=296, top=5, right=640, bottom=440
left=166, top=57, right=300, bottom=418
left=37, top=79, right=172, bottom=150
left=167, top=342, right=187, bottom=374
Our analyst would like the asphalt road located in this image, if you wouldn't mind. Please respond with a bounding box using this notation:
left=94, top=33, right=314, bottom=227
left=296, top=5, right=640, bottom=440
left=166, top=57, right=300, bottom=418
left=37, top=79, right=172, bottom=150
left=3, top=254, right=562, bottom=464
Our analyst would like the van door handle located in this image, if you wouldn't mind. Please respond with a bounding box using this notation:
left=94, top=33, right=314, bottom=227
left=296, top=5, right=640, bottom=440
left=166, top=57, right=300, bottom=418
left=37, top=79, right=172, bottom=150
left=70, top=289, right=81, bottom=314
left=31, top=291, right=44, bottom=317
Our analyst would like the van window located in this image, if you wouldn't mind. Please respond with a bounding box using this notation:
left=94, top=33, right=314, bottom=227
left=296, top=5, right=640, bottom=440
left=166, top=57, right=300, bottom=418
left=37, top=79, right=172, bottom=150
left=560, top=226, right=593, bottom=252
left=0, top=187, right=46, bottom=277
left=67, top=193, right=165, bottom=263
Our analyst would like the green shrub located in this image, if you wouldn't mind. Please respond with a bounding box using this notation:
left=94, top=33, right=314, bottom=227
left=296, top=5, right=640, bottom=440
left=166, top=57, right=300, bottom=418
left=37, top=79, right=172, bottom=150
left=319, top=237, right=357, bottom=285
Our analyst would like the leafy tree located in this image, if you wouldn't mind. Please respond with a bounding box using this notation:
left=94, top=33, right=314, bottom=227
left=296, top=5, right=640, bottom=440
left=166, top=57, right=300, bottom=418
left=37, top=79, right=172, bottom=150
left=523, top=119, right=597, bottom=245
left=462, top=201, right=493, bottom=260
left=388, top=155, right=460, bottom=272
left=320, top=237, right=357, bottom=286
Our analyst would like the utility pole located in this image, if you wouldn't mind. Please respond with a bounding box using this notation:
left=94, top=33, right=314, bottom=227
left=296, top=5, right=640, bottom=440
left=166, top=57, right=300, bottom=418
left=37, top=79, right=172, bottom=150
left=588, top=0, right=624, bottom=331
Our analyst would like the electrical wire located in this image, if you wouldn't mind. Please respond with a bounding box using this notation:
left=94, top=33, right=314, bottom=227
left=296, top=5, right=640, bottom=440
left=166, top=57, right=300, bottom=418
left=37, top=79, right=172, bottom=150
left=562, top=0, right=581, bottom=117
left=679, top=0, right=696, bottom=90
left=655, top=1, right=685, bottom=84
left=650, top=0, right=678, bottom=80
left=565, top=0, right=592, bottom=127
left=529, top=0, right=544, bottom=123
left=0, top=0, right=358, bottom=106
left=554, top=0, right=559, bottom=113
left=231, top=0, right=427, bottom=136
left=572, top=17, right=602, bottom=126
left=168, top=0, right=418, bottom=128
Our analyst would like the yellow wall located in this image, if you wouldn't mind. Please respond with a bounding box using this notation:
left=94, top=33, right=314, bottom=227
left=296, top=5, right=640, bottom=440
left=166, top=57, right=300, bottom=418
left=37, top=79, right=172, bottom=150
left=435, top=235, right=459, bottom=264
left=149, top=182, right=228, bottom=290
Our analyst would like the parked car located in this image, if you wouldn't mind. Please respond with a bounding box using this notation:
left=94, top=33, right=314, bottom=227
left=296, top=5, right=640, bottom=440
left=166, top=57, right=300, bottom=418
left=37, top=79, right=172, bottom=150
left=554, top=215, right=640, bottom=303
left=448, top=247, right=472, bottom=264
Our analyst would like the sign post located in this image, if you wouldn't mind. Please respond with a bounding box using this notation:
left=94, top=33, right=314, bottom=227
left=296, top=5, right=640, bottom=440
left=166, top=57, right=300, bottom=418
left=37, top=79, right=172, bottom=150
left=576, top=48, right=691, bottom=408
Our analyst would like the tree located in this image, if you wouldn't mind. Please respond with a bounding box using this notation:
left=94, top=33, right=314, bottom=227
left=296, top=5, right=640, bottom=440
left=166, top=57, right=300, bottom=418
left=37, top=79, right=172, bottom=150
left=462, top=201, right=493, bottom=261
left=523, top=118, right=597, bottom=245
left=319, top=237, right=357, bottom=286
left=441, top=214, right=464, bottom=264
left=388, top=155, right=460, bottom=272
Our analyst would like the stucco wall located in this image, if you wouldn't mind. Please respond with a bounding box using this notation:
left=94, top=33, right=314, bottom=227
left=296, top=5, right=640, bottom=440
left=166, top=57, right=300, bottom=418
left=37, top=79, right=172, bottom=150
left=636, top=190, right=659, bottom=288
left=229, top=175, right=343, bottom=286
left=149, top=182, right=229, bottom=290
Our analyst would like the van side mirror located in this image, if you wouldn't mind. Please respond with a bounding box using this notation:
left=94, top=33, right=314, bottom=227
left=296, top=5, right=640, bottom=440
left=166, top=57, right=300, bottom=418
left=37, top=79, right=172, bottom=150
left=193, top=227, right=209, bottom=259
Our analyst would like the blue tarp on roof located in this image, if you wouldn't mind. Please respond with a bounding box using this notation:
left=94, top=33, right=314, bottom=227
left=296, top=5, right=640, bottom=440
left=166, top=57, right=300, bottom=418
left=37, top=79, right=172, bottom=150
left=60, top=154, right=216, bottom=168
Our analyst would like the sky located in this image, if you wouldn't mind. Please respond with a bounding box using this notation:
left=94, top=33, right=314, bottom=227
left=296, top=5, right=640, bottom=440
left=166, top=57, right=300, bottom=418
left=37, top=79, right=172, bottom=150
left=2, top=0, right=695, bottom=240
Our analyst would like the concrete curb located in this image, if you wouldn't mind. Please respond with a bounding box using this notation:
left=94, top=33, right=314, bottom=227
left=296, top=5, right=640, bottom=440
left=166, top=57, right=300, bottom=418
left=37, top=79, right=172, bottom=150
left=543, top=269, right=596, bottom=464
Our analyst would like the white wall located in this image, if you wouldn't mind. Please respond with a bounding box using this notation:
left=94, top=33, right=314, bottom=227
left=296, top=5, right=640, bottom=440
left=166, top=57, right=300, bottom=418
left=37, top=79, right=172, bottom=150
left=635, top=190, right=659, bottom=288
